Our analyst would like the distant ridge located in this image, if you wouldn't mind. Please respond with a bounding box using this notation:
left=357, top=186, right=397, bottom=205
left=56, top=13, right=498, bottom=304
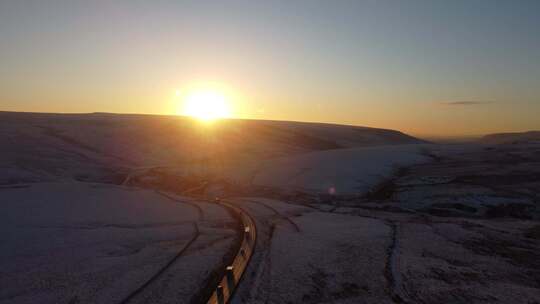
left=0, top=111, right=427, bottom=168
left=480, top=131, right=540, bottom=144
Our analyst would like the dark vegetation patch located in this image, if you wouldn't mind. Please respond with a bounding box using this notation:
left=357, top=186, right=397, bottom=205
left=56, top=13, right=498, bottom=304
left=420, top=147, right=443, bottom=162
left=301, top=266, right=330, bottom=303
left=421, top=250, right=471, bottom=268
left=431, top=203, right=478, bottom=213
left=485, top=203, right=536, bottom=219
left=429, top=267, right=482, bottom=284
left=356, top=204, right=415, bottom=214
left=524, top=225, right=540, bottom=239
left=426, top=289, right=498, bottom=304
left=0, top=178, right=37, bottom=186
left=364, top=168, right=409, bottom=201
left=75, top=171, right=128, bottom=185
left=330, top=282, right=363, bottom=300
left=457, top=173, right=540, bottom=186
left=463, top=237, right=539, bottom=270
left=0, top=184, right=31, bottom=189
left=462, top=235, right=540, bottom=289
left=420, top=207, right=475, bottom=217
left=301, top=265, right=364, bottom=303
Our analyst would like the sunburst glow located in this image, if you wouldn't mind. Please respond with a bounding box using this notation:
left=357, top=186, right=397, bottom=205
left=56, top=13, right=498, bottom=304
left=182, top=89, right=232, bottom=121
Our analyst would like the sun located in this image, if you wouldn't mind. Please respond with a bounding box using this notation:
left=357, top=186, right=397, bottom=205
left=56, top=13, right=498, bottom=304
left=181, top=89, right=232, bottom=121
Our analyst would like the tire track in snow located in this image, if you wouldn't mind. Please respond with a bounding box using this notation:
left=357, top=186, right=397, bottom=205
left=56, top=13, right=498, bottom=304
left=155, top=190, right=204, bottom=221
left=118, top=222, right=200, bottom=304
left=239, top=198, right=301, bottom=233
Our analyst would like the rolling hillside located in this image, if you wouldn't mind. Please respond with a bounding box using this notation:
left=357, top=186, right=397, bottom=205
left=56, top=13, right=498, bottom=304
left=0, top=111, right=426, bottom=185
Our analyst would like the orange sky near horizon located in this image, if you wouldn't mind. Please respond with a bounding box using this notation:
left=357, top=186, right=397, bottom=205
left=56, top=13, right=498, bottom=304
left=1, top=1, right=539, bottom=137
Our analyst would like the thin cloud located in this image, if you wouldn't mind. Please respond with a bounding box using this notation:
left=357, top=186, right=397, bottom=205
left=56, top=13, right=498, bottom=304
left=441, top=101, right=494, bottom=106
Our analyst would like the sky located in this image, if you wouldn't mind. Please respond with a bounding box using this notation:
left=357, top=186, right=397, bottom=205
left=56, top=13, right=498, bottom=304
left=1, top=0, right=539, bottom=137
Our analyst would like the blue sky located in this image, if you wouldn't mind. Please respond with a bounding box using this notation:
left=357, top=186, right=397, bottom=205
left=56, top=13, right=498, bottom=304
left=1, top=0, right=539, bottom=136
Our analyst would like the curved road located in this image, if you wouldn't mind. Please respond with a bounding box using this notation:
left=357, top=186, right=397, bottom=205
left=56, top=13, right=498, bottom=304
left=206, top=199, right=258, bottom=304
left=119, top=175, right=259, bottom=304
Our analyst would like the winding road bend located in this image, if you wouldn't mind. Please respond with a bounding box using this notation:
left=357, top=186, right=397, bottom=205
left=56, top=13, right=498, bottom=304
left=118, top=174, right=259, bottom=304
left=206, top=199, right=258, bottom=304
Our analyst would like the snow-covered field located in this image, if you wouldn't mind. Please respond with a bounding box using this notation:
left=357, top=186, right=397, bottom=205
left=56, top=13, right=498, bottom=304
left=251, top=145, right=429, bottom=195
left=0, top=183, right=236, bottom=304
left=388, top=143, right=540, bottom=219
left=229, top=198, right=394, bottom=303
left=1, top=112, right=539, bottom=303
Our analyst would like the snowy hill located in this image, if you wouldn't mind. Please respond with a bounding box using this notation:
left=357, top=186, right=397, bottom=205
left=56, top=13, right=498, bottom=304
left=0, top=111, right=426, bottom=185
